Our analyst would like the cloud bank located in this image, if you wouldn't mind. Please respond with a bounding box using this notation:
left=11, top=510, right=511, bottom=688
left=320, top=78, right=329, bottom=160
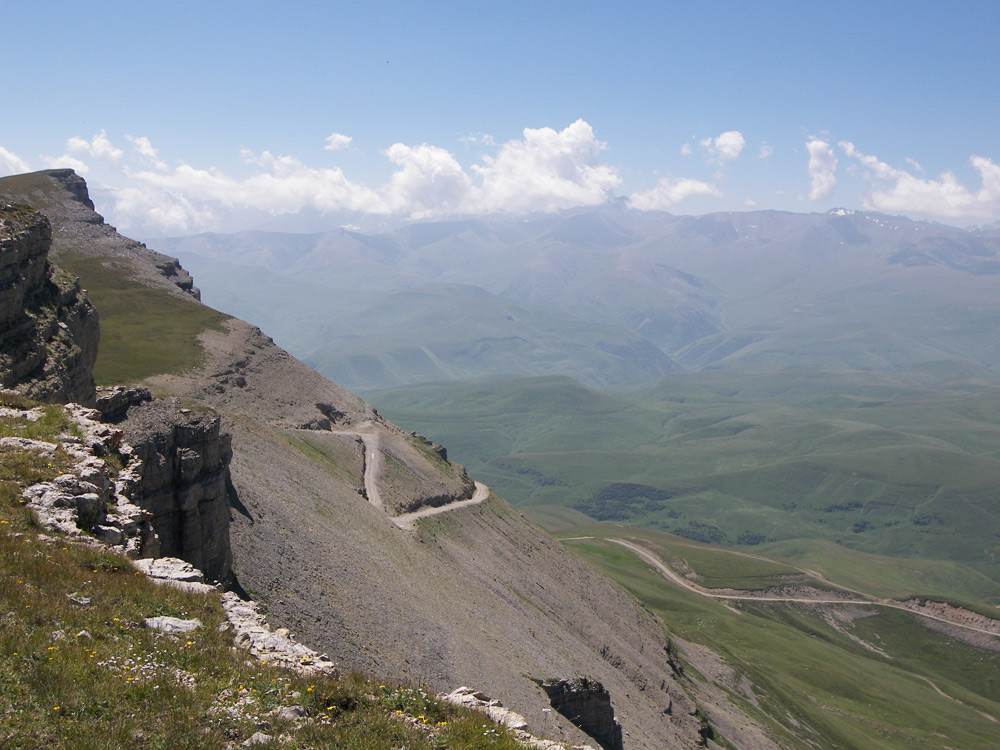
left=35, top=120, right=631, bottom=232
left=627, top=178, right=721, bottom=211
left=840, top=141, right=1000, bottom=219
left=3, top=125, right=999, bottom=233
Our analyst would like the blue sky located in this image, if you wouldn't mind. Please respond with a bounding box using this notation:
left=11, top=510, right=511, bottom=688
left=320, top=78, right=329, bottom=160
left=3, top=1, right=1000, bottom=236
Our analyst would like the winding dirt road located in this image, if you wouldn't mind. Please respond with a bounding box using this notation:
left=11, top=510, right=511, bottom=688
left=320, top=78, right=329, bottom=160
left=391, top=481, right=490, bottom=530
left=607, top=539, right=1000, bottom=639
left=324, top=425, right=488, bottom=528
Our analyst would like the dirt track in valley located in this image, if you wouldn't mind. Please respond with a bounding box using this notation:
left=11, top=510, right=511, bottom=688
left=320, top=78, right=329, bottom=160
left=606, top=539, right=1000, bottom=639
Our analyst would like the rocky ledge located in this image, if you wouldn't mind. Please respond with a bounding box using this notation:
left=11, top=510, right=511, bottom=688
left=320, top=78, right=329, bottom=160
left=0, top=202, right=98, bottom=404
left=6, top=393, right=234, bottom=582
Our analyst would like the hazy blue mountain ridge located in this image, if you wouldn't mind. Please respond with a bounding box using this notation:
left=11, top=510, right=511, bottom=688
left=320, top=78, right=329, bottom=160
left=152, top=207, right=1000, bottom=391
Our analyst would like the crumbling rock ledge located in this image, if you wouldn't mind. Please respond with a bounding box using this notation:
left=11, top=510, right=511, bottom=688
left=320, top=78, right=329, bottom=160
left=14, top=403, right=156, bottom=555
left=441, top=687, right=599, bottom=750
left=9, top=396, right=234, bottom=583
left=0, top=202, right=98, bottom=405
left=132, top=557, right=337, bottom=676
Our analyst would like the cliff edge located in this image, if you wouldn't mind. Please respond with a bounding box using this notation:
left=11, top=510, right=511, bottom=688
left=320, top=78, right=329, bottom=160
left=0, top=201, right=98, bottom=404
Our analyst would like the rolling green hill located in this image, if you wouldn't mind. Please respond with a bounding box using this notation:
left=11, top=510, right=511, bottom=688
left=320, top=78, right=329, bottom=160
left=367, top=364, right=1000, bottom=581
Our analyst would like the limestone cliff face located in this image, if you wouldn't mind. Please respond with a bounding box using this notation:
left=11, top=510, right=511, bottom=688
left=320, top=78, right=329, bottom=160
left=115, top=397, right=234, bottom=582
left=0, top=202, right=98, bottom=404
left=540, top=678, right=623, bottom=750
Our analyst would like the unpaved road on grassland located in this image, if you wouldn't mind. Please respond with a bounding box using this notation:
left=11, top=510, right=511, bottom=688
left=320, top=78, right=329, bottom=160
left=607, top=539, right=1000, bottom=639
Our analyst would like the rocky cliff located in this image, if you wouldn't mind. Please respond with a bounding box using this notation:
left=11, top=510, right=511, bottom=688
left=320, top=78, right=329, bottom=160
left=0, top=202, right=98, bottom=404
left=113, top=395, right=234, bottom=582
left=541, top=678, right=623, bottom=750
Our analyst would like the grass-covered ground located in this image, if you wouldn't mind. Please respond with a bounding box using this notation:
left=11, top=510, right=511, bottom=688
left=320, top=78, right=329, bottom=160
left=366, top=365, right=1000, bottom=581
left=55, top=253, right=229, bottom=385
left=549, top=522, right=1000, bottom=749
left=0, top=400, right=525, bottom=750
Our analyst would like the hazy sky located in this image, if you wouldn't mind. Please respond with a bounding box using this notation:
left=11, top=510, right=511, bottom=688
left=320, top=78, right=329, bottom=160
left=3, top=1, right=999, bottom=236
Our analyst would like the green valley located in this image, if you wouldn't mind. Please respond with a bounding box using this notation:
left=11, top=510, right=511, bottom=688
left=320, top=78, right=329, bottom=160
left=547, top=522, right=1000, bottom=749
left=366, top=364, right=1000, bottom=583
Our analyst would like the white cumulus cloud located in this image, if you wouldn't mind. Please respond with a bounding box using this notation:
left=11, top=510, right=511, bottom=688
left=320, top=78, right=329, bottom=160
left=324, top=133, right=353, bottom=151
left=67, top=129, right=123, bottom=163
left=382, top=142, right=471, bottom=217
left=40, top=154, right=91, bottom=174
left=130, top=152, right=385, bottom=218
left=126, top=135, right=167, bottom=170
left=627, top=177, right=722, bottom=211
left=840, top=141, right=1000, bottom=219
left=0, top=146, right=29, bottom=176
left=111, top=184, right=217, bottom=234
left=469, top=119, right=621, bottom=213
left=700, top=130, right=745, bottom=162
left=806, top=138, right=837, bottom=200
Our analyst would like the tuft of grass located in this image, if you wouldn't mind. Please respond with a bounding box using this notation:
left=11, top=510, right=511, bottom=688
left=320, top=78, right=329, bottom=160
left=0, top=391, right=40, bottom=411
left=55, top=254, right=229, bottom=385
left=0, top=404, right=78, bottom=443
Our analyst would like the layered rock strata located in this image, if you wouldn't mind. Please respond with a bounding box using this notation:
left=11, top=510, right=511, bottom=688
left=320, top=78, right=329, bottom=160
left=117, top=398, right=233, bottom=581
left=0, top=202, right=98, bottom=404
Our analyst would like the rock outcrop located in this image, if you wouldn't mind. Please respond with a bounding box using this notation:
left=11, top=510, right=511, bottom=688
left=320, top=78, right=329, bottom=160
left=13, top=403, right=157, bottom=556
left=0, top=202, right=98, bottom=404
left=117, top=398, right=233, bottom=582
left=8, top=395, right=234, bottom=582
left=540, top=678, right=623, bottom=750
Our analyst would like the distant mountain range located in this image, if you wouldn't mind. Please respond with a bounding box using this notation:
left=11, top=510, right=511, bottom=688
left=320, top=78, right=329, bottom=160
left=153, top=206, right=1000, bottom=391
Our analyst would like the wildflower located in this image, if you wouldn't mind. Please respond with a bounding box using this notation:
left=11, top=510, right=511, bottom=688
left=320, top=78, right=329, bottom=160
left=52, top=706, right=59, bottom=711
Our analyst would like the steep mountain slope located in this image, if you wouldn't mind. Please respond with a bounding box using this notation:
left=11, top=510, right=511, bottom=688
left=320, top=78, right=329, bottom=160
left=0, top=170, right=756, bottom=749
